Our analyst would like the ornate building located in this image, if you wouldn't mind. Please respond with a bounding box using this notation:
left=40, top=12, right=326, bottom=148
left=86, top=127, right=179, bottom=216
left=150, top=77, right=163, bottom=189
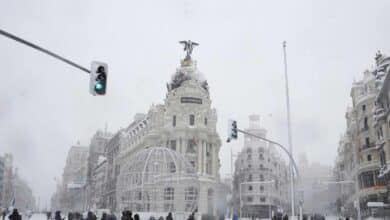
left=232, top=115, right=290, bottom=218
left=334, top=52, right=390, bottom=218
left=112, top=49, right=222, bottom=215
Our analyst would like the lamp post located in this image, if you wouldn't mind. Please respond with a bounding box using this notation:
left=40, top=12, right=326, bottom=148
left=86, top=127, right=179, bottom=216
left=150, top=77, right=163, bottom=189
left=239, top=180, right=275, bottom=219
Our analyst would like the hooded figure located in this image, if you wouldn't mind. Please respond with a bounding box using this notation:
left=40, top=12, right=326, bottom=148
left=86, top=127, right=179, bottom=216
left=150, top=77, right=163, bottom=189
left=87, top=212, right=97, bottom=220
left=8, top=209, right=21, bottom=220
left=133, top=215, right=139, bottom=220
left=166, top=213, right=173, bottom=220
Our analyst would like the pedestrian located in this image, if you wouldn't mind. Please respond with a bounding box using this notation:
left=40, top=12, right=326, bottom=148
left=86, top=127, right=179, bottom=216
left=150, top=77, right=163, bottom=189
left=166, top=212, right=173, bottom=220
left=2, top=209, right=7, bottom=220
left=68, top=212, right=73, bottom=220
left=54, top=211, right=64, bottom=220
left=109, top=212, right=116, bottom=220
left=46, top=212, right=52, bottom=220
left=133, top=214, right=139, bottom=220
left=187, top=212, right=195, bottom=220
left=87, top=212, right=97, bottom=220
left=8, top=209, right=21, bottom=220
left=282, top=214, right=288, bottom=220
left=232, top=214, right=238, bottom=220
left=101, top=213, right=108, bottom=220
left=158, top=216, right=164, bottom=220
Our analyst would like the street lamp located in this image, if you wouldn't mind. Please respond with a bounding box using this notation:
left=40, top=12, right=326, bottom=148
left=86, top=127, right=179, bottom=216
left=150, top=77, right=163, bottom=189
left=239, top=180, right=275, bottom=220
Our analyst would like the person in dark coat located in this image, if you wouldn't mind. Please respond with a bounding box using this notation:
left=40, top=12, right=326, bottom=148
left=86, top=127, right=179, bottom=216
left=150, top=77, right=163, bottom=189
left=166, top=212, right=173, bottom=220
left=46, top=212, right=52, bottom=220
left=8, top=209, right=21, bottom=220
left=68, top=212, right=73, bottom=220
left=55, top=211, right=64, bottom=220
left=187, top=212, right=195, bottom=220
left=101, top=213, right=108, bottom=220
left=87, top=212, right=97, bottom=220
left=3, top=210, right=9, bottom=220
left=282, top=214, right=288, bottom=220
left=133, top=215, right=139, bottom=220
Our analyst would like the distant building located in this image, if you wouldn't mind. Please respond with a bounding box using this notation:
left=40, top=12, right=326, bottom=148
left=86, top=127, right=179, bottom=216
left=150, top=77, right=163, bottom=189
left=298, top=153, right=333, bottom=214
left=1, top=154, right=13, bottom=208
left=232, top=115, right=290, bottom=218
left=85, top=130, right=112, bottom=209
left=12, top=170, right=36, bottom=212
left=60, top=144, right=89, bottom=212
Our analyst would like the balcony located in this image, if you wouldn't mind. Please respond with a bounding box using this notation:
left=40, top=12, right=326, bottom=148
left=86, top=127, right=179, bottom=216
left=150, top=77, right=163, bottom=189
left=359, top=185, right=387, bottom=197
left=360, top=143, right=375, bottom=152
left=375, top=139, right=386, bottom=149
left=374, top=106, right=386, bottom=122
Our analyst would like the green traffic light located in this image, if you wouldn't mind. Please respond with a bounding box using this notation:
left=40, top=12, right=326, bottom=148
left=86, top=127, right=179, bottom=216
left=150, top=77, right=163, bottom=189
left=95, top=83, right=104, bottom=91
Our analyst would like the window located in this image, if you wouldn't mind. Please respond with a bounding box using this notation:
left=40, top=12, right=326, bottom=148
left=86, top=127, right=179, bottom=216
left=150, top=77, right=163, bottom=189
left=364, top=117, right=368, bottom=130
left=260, top=197, right=266, bottom=202
left=247, top=154, right=252, bottom=160
left=206, top=144, right=212, bottom=157
left=248, top=185, right=253, bottom=191
left=362, top=105, right=366, bottom=111
left=259, top=154, right=264, bottom=160
left=170, top=140, right=176, bottom=151
left=204, top=117, right=208, bottom=125
left=260, top=185, right=264, bottom=191
left=164, top=187, right=174, bottom=200
left=169, top=162, right=176, bottom=173
left=172, top=115, right=176, bottom=127
left=260, top=174, right=264, bottom=181
left=380, top=150, right=386, bottom=166
left=189, top=115, right=195, bottom=125
left=365, top=137, right=370, bottom=148
left=367, top=154, right=372, bottom=161
left=206, top=161, right=212, bottom=174
left=248, top=174, right=252, bottom=181
left=187, top=139, right=196, bottom=153
left=247, top=196, right=253, bottom=202
left=259, top=164, right=264, bottom=170
left=190, top=161, right=195, bottom=168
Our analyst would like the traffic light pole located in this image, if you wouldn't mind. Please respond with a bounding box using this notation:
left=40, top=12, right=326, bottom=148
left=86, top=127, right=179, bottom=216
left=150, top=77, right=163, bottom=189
left=0, top=28, right=90, bottom=74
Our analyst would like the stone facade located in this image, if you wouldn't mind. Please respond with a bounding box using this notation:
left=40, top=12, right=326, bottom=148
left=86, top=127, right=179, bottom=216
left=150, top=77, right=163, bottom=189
left=334, top=52, right=390, bottom=218
left=111, top=57, right=222, bottom=215
left=60, top=144, right=89, bottom=212
left=86, top=130, right=112, bottom=209
left=232, top=115, right=290, bottom=218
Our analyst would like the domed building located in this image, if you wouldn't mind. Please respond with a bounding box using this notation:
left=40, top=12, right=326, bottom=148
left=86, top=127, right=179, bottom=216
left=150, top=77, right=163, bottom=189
left=116, top=147, right=199, bottom=212
left=111, top=44, right=223, bottom=215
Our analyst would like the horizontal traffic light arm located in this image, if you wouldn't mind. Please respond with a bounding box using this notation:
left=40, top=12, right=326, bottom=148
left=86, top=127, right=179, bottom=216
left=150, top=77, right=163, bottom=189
left=237, top=128, right=300, bottom=180
left=0, top=28, right=90, bottom=74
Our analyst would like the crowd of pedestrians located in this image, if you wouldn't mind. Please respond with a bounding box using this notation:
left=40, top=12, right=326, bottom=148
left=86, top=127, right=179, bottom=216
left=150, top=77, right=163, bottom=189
left=43, top=210, right=181, bottom=220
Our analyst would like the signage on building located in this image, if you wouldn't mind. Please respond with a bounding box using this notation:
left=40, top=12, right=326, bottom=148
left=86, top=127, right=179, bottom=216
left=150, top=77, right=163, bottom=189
left=181, top=97, right=202, bottom=104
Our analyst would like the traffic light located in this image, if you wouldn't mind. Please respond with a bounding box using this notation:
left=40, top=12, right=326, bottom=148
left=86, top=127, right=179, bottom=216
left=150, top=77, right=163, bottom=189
left=90, top=61, right=108, bottom=96
left=227, top=120, right=238, bottom=142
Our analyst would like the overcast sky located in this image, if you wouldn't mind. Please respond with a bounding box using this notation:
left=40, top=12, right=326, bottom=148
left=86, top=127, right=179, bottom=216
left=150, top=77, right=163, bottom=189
left=1, top=0, right=390, bottom=208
